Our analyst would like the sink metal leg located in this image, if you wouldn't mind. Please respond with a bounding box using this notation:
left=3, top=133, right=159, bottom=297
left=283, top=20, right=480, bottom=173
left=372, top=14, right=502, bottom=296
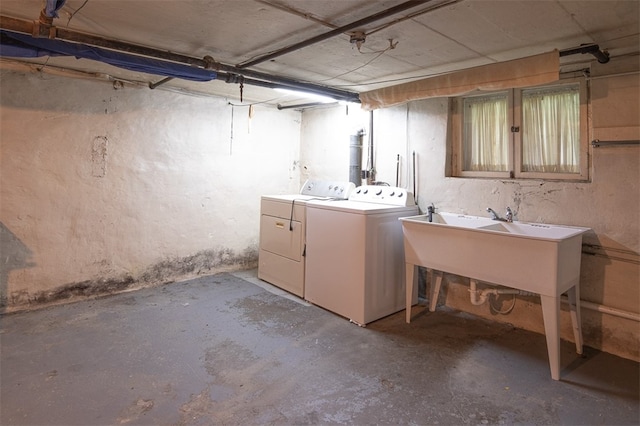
left=567, top=285, right=583, bottom=354
left=429, top=270, right=443, bottom=312
left=405, top=263, right=418, bottom=323
left=540, top=295, right=561, bottom=380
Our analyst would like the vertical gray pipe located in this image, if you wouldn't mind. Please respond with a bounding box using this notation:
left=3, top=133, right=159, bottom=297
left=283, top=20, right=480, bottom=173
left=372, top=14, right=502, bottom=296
left=349, top=131, right=363, bottom=186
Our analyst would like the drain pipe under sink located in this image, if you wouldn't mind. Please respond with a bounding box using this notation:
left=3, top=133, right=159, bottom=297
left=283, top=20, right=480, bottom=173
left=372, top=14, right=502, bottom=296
left=469, top=279, right=536, bottom=305
left=467, top=278, right=640, bottom=321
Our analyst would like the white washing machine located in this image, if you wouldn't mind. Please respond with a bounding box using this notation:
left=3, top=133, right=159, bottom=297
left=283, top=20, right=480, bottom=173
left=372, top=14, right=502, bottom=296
left=258, top=180, right=355, bottom=297
left=304, top=185, right=419, bottom=325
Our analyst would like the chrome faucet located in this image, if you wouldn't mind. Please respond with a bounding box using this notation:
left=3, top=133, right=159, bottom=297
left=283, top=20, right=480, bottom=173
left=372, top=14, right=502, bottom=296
left=487, top=207, right=513, bottom=222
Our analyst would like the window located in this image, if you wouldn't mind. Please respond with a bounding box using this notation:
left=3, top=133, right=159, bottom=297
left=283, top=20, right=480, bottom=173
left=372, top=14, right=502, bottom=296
left=452, top=79, right=589, bottom=180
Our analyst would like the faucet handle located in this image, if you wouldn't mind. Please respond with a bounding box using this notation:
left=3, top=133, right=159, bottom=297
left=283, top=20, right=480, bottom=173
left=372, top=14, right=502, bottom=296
left=505, top=206, right=513, bottom=222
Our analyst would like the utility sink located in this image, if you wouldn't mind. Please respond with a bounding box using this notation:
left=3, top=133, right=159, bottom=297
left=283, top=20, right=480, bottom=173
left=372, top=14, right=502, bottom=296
left=400, top=214, right=589, bottom=293
left=400, top=212, right=590, bottom=380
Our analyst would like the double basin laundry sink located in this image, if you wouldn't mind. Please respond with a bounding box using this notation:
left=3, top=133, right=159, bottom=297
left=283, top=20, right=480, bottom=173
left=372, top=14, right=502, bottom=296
left=400, top=211, right=590, bottom=380
left=425, top=211, right=585, bottom=240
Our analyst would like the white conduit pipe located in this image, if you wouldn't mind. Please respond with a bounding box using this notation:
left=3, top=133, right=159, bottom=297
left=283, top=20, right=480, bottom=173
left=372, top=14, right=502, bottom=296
left=561, top=296, right=640, bottom=322
left=468, top=280, right=640, bottom=322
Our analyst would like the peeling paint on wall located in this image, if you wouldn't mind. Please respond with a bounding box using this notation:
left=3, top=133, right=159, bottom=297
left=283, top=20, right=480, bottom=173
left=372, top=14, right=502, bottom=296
left=91, top=135, right=108, bottom=177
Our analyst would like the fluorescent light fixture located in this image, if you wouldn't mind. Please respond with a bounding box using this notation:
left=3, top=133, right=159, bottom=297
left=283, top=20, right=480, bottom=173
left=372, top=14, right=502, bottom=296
left=274, top=88, right=336, bottom=103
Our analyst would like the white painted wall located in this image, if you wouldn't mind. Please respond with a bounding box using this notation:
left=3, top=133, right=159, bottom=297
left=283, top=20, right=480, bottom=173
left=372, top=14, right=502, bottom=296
left=300, top=57, right=639, bottom=361
left=0, top=68, right=301, bottom=309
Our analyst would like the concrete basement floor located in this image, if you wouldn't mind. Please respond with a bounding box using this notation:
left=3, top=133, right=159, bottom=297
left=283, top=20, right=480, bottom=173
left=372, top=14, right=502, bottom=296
left=1, top=270, right=638, bottom=426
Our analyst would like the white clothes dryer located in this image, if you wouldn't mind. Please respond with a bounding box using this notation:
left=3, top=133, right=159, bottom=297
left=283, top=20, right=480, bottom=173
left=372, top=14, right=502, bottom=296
left=304, top=185, right=419, bottom=325
left=258, top=180, right=355, bottom=297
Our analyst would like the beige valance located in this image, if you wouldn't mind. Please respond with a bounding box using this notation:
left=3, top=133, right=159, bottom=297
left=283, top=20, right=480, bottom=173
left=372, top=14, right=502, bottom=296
left=359, top=50, right=560, bottom=110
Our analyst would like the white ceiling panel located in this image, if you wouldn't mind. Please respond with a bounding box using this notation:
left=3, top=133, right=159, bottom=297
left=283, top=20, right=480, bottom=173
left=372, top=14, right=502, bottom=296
left=1, top=0, right=638, bottom=107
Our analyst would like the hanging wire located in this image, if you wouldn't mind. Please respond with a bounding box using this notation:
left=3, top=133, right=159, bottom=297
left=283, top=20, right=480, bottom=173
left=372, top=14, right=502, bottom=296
left=36, top=56, right=52, bottom=73
left=66, top=0, right=90, bottom=26
left=316, top=39, right=398, bottom=83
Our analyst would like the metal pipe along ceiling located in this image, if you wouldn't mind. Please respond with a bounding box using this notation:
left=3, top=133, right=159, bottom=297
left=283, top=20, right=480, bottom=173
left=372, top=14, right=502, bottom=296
left=559, top=44, right=610, bottom=64
left=236, top=0, right=432, bottom=68
left=0, top=15, right=361, bottom=103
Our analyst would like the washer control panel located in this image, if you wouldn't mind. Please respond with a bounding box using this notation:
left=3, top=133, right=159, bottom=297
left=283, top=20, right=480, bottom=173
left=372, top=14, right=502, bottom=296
left=300, top=179, right=356, bottom=199
left=349, top=185, right=416, bottom=206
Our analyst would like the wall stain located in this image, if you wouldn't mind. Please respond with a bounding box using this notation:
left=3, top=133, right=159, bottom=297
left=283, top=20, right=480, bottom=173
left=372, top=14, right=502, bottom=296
left=28, top=276, right=136, bottom=306
left=139, top=247, right=255, bottom=284
left=3, top=246, right=258, bottom=312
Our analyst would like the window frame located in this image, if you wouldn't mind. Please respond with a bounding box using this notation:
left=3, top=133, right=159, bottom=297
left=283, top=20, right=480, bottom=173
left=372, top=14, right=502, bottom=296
left=451, top=77, right=590, bottom=181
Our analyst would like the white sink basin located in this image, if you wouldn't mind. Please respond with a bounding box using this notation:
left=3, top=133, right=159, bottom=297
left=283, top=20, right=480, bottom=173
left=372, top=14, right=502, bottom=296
left=400, top=212, right=590, bottom=380
left=409, top=212, right=588, bottom=241
left=410, top=212, right=492, bottom=228
left=478, top=220, right=589, bottom=240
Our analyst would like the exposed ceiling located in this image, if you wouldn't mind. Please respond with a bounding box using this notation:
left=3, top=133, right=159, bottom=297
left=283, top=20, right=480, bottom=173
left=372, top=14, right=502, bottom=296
left=1, top=0, right=639, bottom=108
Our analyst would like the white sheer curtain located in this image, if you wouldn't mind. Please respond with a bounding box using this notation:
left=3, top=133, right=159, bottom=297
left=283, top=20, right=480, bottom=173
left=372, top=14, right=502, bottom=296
left=521, top=85, right=580, bottom=172
left=463, top=94, right=509, bottom=171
